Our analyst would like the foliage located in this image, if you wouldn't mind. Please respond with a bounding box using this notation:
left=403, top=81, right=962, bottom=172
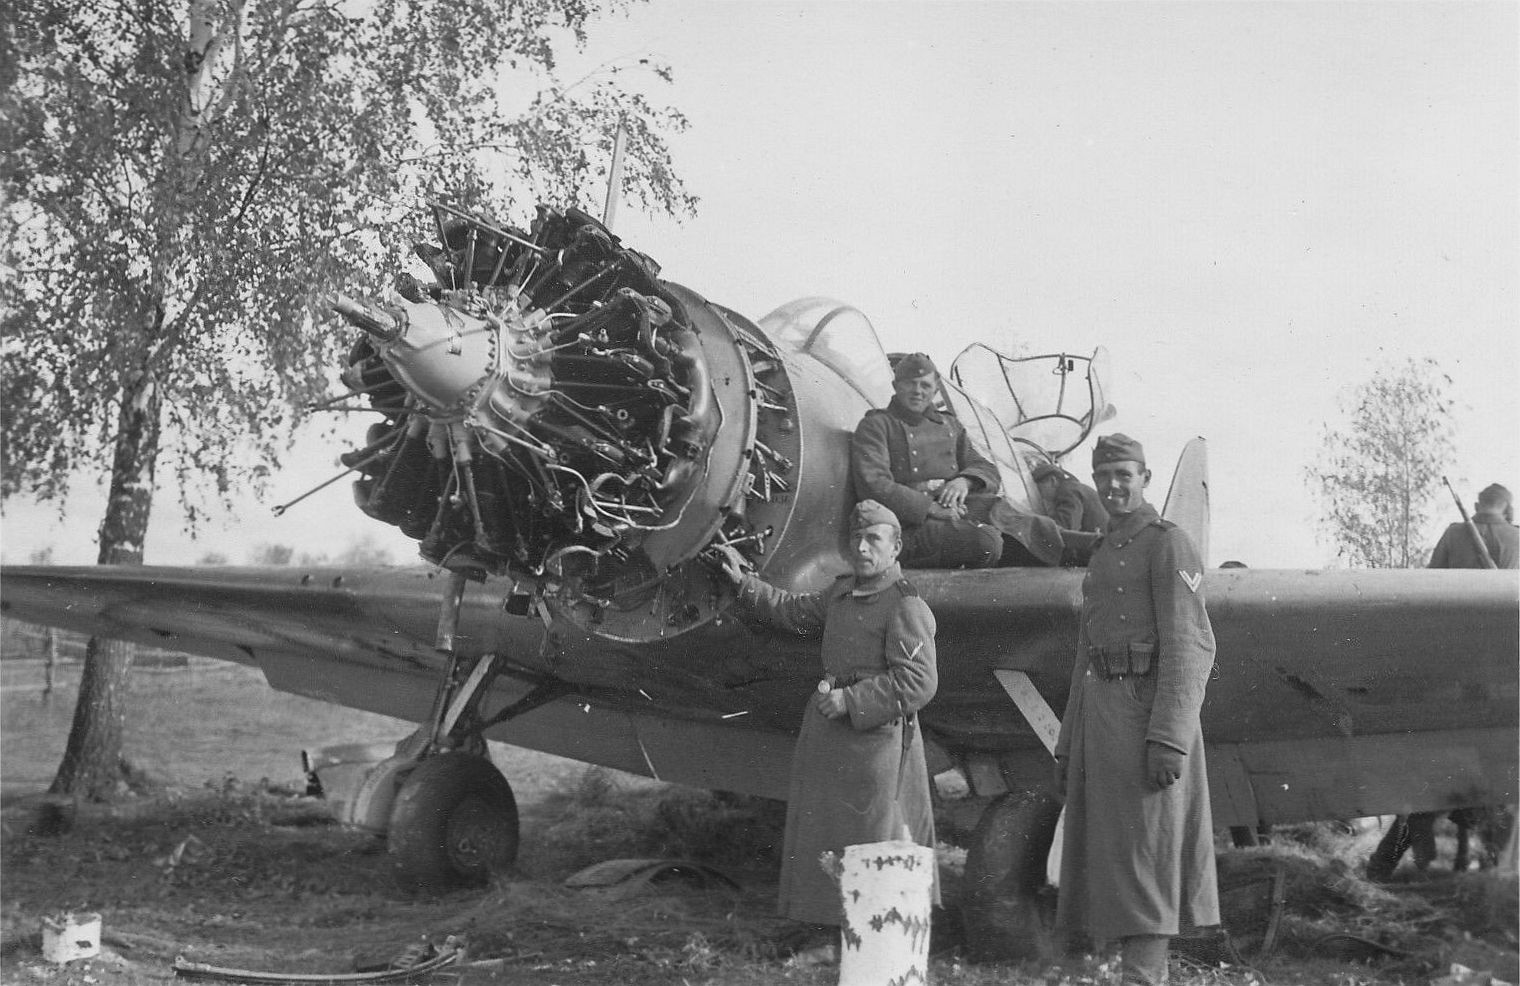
left=0, top=0, right=696, bottom=525
left=248, top=542, right=293, bottom=565
left=1305, top=358, right=1456, bottom=568
left=0, top=0, right=694, bottom=799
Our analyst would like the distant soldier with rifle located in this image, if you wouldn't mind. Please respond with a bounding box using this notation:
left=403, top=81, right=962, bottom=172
left=1367, top=480, right=1518, bottom=880
left=1428, top=481, right=1518, bottom=570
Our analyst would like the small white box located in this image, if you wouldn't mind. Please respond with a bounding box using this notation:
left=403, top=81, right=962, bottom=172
left=42, top=911, right=101, bottom=964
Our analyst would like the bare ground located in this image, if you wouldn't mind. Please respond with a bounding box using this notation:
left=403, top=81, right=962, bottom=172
left=2, top=653, right=1516, bottom=986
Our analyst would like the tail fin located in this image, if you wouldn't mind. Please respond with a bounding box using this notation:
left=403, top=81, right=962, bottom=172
left=1160, top=437, right=1209, bottom=565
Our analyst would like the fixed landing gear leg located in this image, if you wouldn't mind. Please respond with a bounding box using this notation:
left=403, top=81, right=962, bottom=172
left=325, top=571, right=521, bottom=892
left=386, top=570, right=523, bottom=892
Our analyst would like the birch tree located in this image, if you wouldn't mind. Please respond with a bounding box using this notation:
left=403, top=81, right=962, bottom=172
left=1306, top=358, right=1456, bottom=569
left=1, top=0, right=695, bottom=799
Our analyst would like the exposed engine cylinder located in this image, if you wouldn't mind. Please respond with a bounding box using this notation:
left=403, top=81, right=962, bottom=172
left=334, top=204, right=799, bottom=641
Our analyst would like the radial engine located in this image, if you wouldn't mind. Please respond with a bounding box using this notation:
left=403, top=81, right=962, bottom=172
left=332, top=204, right=858, bottom=642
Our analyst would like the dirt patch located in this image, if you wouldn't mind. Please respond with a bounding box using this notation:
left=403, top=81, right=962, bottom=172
left=2, top=656, right=1515, bottom=984
left=2, top=783, right=1516, bottom=986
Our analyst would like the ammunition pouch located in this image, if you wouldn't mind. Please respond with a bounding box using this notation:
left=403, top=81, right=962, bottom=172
left=1087, top=641, right=1156, bottom=679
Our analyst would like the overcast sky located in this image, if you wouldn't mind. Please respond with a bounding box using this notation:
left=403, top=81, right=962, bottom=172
left=4, top=1, right=1516, bottom=569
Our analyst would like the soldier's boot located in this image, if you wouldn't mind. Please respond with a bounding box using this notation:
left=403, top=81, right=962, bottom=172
left=1119, top=934, right=1169, bottom=986
left=1407, top=813, right=1438, bottom=871
left=1367, top=815, right=1411, bottom=881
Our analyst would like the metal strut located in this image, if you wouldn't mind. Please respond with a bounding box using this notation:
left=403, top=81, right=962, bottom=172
left=413, top=573, right=568, bottom=754
left=421, top=571, right=477, bottom=752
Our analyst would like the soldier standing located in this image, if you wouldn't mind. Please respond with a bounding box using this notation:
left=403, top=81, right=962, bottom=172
left=711, top=500, right=939, bottom=962
left=1053, top=434, right=1219, bottom=986
left=1368, top=481, right=1518, bottom=878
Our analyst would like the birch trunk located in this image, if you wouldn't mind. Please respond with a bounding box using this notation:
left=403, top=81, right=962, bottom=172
left=49, top=367, right=161, bottom=799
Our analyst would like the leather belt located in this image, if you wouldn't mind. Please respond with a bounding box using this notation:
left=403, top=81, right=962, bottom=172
left=1087, top=641, right=1156, bottom=679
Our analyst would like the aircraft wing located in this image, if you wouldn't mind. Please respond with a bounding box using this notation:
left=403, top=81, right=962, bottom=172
left=911, top=565, right=1517, bottom=824
left=4, top=562, right=1515, bottom=825
left=0, top=563, right=805, bottom=798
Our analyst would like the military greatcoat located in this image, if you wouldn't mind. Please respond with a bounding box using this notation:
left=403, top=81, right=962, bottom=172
left=1054, top=502, right=1219, bottom=943
left=737, top=563, right=939, bottom=925
left=851, top=398, right=1005, bottom=568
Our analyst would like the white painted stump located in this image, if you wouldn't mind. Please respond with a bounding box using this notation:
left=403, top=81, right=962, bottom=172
left=834, top=837, right=933, bottom=986
left=42, top=911, right=100, bottom=964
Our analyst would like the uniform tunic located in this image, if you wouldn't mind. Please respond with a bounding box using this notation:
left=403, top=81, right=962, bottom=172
left=1054, top=503, right=1219, bottom=943
left=1429, top=517, right=1520, bottom=570
left=852, top=398, right=1004, bottom=568
left=737, top=563, right=939, bottom=924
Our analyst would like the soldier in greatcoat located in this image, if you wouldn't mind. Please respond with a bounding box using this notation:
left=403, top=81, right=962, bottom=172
left=851, top=352, right=1006, bottom=568
left=711, top=500, right=939, bottom=950
left=1053, top=434, right=1219, bottom=986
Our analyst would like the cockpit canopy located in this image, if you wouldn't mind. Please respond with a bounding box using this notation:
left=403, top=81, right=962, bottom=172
left=948, top=344, right=1116, bottom=460
left=757, top=298, right=1115, bottom=507
left=758, top=298, right=894, bottom=406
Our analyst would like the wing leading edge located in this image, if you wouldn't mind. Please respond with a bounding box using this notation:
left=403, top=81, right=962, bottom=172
left=3, top=563, right=1515, bottom=821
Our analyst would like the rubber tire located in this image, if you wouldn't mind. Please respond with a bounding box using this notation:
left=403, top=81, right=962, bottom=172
left=960, top=789, right=1062, bottom=962
left=388, top=752, right=519, bottom=894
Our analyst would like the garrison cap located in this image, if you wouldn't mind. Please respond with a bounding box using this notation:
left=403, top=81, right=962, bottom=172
left=1479, top=483, right=1513, bottom=508
left=893, top=352, right=939, bottom=381
left=1032, top=462, right=1063, bottom=483
left=851, top=499, right=901, bottom=533
left=1092, top=433, right=1145, bottom=467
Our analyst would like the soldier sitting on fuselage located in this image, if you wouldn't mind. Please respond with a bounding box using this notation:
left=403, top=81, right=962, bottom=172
left=852, top=353, right=1063, bottom=569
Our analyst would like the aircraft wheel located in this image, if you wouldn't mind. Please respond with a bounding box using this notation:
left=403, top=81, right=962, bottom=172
left=388, top=751, right=519, bottom=893
left=959, top=788, right=1061, bottom=962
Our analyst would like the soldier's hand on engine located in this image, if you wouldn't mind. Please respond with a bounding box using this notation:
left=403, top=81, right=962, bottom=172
left=812, top=688, right=847, bottom=720
left=703, top=544, right=749, bottom=584
left=1146, top=742, right=1184, bottom=790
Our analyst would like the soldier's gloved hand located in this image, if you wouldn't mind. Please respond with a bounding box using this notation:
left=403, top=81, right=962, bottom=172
left=1053, top=755, right=1068, bottom=801
left=1146, top=742, right=1185, bottom=790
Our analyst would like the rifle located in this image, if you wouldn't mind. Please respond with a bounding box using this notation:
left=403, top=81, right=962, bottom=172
left=1442, top=476, right=1498, bottom=570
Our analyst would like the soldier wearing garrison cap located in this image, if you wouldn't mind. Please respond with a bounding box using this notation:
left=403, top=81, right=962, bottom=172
left=1054, top=434, right=1219, bottom=986
left=850, top=353, right=1005, bottom=568
left=1428, top=482, right=1518, bottom=570
left=1368, top=480, right=1518, bottom=880
left=709, top=499, right=938, bottom=956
